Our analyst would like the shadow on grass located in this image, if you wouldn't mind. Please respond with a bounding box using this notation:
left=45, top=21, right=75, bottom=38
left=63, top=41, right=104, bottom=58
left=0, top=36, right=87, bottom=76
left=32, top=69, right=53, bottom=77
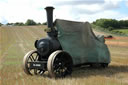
left=26, top=65, right=128, bottom=79
left=70, top=65, right=128, bottom=78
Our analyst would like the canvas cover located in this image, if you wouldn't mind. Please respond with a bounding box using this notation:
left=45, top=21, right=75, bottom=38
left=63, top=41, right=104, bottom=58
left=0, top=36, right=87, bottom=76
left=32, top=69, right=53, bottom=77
left=55, top=19, right=110, bottom=65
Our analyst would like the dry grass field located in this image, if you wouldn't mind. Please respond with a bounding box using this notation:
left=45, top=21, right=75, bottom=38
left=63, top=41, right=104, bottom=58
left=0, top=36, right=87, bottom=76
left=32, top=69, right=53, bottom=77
left=0, top=25, right=128, bottom=85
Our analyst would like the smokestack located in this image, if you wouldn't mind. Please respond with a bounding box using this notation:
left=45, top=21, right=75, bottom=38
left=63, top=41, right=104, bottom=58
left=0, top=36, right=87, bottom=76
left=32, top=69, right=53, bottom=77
left=45, top=6, right=54, bottom=29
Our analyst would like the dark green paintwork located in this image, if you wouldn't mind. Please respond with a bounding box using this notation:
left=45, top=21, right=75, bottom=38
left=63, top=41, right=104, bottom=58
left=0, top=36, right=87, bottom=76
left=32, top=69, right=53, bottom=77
left=55, top=19, right=111, bottom=65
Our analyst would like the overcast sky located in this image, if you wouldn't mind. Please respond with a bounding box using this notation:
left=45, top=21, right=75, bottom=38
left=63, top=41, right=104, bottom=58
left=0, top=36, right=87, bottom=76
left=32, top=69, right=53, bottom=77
left=0, top=0, right=128, bottom=24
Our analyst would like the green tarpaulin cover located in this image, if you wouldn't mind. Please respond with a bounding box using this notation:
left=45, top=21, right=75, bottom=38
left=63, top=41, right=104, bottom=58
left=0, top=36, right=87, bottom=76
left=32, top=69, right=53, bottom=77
left=55, top=19, right=111, bottom=65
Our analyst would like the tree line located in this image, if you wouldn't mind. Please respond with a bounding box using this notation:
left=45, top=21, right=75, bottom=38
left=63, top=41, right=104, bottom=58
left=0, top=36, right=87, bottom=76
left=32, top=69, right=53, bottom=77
left=93, top=18, right=128, bottom=30
left=0, top=23, right=2, bottom=26
left=1, top=18, right=128, bottom=28
left=0, top=19, right=46, bottom=26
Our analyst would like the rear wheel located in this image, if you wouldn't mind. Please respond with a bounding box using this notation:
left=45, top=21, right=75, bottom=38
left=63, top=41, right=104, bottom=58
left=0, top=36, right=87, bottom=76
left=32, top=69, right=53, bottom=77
left=23, top=50, right=45, bottom=75
left=47, top=50, right=73, bottom=78
left=101, top=63, right=108, bottom=68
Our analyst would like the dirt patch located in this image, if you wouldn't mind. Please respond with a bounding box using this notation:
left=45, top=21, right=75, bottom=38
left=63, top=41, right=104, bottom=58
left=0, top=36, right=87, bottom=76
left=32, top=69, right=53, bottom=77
left=105, top=37, right=128, bottom=47
left=105, top=41, right=128, bottom=47
left=114, top=37, right=128, bottom=40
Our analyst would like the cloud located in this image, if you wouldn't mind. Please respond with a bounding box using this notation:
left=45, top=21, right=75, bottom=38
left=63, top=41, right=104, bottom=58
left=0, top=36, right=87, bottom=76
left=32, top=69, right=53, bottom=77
left=78, top=11, right=124, bottom=22
left=119, top=17, right=128, bottom=20
left=52, top=0, right=122, bottom=14
left=125, top=0, right=128, bottom=7
left=52, top=0, right=105, bottom=6
left=0, top=0, right=49, bottom=24
left=52, top=0, right=123, bottom=22
left=0, top=0, right=126, bottom=24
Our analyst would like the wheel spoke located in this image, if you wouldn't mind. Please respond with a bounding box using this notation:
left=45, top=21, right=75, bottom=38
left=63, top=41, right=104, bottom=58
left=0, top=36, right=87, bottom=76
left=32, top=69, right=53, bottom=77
left=29, top=68, right=32, bottom=71
left=65, top=68, right=72, bottom=74
left=39, top=70, right=45, bottom=75
left=29, top=56, right=33, bottom=61
left=34, top=69, right=37, bottom=73
left=31, top=55, right=35, bottom=61
left=35, top=54, right=38, bottom=61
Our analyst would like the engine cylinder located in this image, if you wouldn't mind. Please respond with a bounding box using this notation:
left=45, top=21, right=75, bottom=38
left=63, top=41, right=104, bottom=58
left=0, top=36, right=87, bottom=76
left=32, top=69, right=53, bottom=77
left=35, top=37, right=61, bottom=58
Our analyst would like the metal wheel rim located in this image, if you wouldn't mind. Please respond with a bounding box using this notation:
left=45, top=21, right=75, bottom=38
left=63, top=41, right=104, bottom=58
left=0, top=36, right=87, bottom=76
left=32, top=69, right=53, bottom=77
left=47, top=50, right=73, bottom=78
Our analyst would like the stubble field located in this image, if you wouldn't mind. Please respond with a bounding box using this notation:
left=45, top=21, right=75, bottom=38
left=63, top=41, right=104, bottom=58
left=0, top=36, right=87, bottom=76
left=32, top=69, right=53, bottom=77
left=0, top=25, right=128, bottom=85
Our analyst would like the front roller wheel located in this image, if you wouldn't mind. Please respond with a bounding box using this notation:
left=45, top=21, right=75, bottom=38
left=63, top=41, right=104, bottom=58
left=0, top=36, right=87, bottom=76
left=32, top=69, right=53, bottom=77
left=23, top=50, right=45, bottom=75
left=47, top=50, right=73, bottom=78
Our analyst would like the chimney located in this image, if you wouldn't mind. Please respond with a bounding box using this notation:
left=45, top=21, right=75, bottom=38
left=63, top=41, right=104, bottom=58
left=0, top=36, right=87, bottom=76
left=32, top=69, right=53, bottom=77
left=45, top=6, right=54, bottom=29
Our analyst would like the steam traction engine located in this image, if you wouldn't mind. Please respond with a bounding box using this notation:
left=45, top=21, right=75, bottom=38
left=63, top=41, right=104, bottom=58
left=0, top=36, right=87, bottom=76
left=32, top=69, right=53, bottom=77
left=23, top=7, right=111, bottom=78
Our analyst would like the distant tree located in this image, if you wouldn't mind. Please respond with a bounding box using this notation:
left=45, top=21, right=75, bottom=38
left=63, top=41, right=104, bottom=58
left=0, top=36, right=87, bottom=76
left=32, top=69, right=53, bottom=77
left=14, top=22, right=24, bottom=26
left=93, top=18, right=120, bottom=28
left=119, top=20, right=128, bottom=28
left=93, top=18, right=128, bottom=30
left=6, top=23, right=14, bottom=26
left=0, top=23, right=2, bottom=26
left=25, top=19, right=37, bottom=25
left=42, top=22, right=47, bottom=25
left=37, top=22, right=41, bottom=25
